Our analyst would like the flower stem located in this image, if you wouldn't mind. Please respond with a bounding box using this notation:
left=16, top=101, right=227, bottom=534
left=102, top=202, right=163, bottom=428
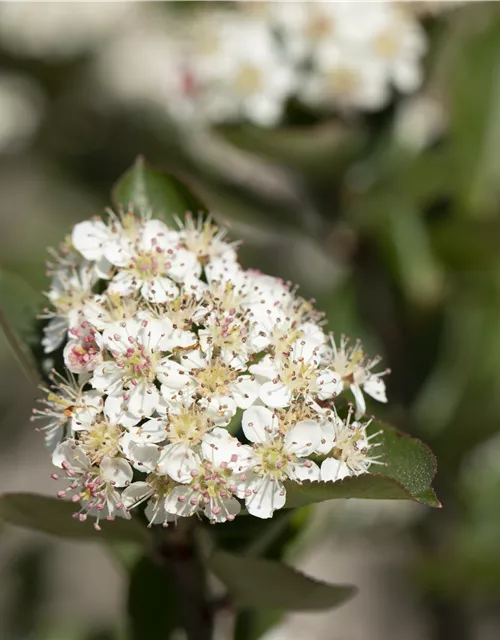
left=155, top=524, right=214, bottom=640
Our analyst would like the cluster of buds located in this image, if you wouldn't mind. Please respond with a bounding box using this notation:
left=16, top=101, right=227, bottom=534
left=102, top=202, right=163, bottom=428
left=33, top=209, right=389, bottom=527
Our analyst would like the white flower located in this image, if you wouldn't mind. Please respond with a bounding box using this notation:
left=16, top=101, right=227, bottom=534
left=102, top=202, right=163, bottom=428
left=91, top=318, right=184, bottom=418
left=122, top=475, right=177, bottom=527
left=250, top=340, right=340, bottom=409
left=42, top=263, right=97, bottom=353
left=31, top=373, right=103, bottom=450
left=107, top=218, right=201, bottom=303
left=320, top=411, right=384, bottom=482
left=327, top=335, right=389, bottom=417
left=163, top=428, right=254, bottom=523
left=178, top=215, right=238, bottom=267
left=186, top=12, right=297, bottom=126
left=241, top=406, right=321, bottom=519
left=52, top=440, right=132, bottom=529
left=151, top=403, right=214, bottom=480
left=82, top=293, right=140, bottom=331
left=178, top=351, right=261, bottom=422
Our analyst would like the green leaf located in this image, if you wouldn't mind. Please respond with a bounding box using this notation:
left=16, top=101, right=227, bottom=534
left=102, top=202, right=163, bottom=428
left=113, top=156, right=206, bottom=225
left=207, top=548, right=357, bottom=611
left=0, top=269, right=43, bottom=384
left=0, top=493, right=149, bottom=544
left=285, top=422, right=439, bottom=509
left=127, top=555, right=182, bottom=640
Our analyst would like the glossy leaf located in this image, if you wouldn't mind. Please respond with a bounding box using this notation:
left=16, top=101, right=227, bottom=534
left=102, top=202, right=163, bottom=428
left=113, top=156, right=206, bottom=225
left=207, top=548, right=357, bottom=611
left=0, top=269, right=43, bottom=384
left=0, top=493, right=148, bottom=544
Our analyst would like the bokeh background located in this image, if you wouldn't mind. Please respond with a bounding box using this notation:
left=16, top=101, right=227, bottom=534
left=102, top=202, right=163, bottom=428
left=1, top=1, right=500, bottom=639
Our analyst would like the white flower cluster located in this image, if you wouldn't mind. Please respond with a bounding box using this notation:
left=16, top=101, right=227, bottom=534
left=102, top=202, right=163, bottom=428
left=155, top=2, right=428, bottom=126
left=33, top=210, right=388, bottom=527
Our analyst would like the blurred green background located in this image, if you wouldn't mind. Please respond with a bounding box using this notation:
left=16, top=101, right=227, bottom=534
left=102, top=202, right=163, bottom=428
left=2, top=2, right=500, bottom=639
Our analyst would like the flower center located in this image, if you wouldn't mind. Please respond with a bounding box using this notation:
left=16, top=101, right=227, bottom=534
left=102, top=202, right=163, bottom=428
left=195, top=360, right=239, bottom=396
left=327, top=68, right=360, bottom=97
left=373, top=33, right=399, bottom=59
left=117, top=346, right=158, bottom=384
left=279, top=360, right=316, bottom=393
left=166, top=408, right=212, bottom=445
left=130, top=252, right=167, bottom=281
left=253, top=439, right=290, bottom=481
left=234, top=65, right=262, bottom=95
left=80, top=421, right=122, bottom=464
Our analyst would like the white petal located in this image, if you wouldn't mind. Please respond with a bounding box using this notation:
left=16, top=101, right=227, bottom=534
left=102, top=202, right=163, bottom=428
left=203, top=496, right=241, bottom=523
left=134, top=418, right=166, bottom=443
left=140, top=219, right=172, bottom=250
left=122, top=482, right=152, bottom=510
left=284, top=420, right=321, bottom=457
left=145, top=497, right=176, bottom=525
left=157, top=360, right=192, bottom=389
left=100, top=456, right=133, bottom=487
left=104, top=395, right=140, bottom=429
left=248, top=356, right=276, bottom=380
left=127, top=443, right=161, bottom=473
left=289, top=459, right=320, bottom=482
left=259, top=380, right=292, bottom=408
left=42, top=316, right=68, bottom=353
left=351, top=383, right=366, bottom=418
left=315, top=419, right=336, bottom=455
left=71, top=220, right=111, bottom=261
left=157, top=443, right=201, bottom=483
left=141, top=277, right=178, bottom=303
left=201, top=396, right=237, bottom=426
left=164, top=485, right=199, bottom=517
left=201, top=428, right=245, bottom=469
left=321, top=457, right=352, bottom=482
left=108, top=270, right=139, bottom=297
left=242, top=406, right=276, bottom=444
left=245, top=476, right=286, bottom=519
left=90, top=362, right=124, bottom=395
left=363, top=376, right=387, bottom=403
left=232, top=376, right=261, bottom=409
left=52, top=441, right=89, bottom=472
left=127, top=381, right=159, bottom=418
left=315, top=369, right=343, bottom=400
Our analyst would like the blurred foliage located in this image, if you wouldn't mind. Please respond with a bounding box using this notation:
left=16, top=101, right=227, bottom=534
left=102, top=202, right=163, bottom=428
left=2, top=1, right=500, bottom=639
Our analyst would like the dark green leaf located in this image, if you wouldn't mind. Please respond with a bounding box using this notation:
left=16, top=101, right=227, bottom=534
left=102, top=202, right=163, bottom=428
left=0, top=269, right=43, bottom=384
left=0, top=493, right=148, bottom=544
left=113, top=156, right=206, bottom=225
left=285, top=422, right=438, bottom=508
left=207, top=548, right=356, bottom=611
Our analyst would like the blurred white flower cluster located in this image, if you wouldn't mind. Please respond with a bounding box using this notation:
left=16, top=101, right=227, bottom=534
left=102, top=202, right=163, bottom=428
left=96, top=2, right=428, bottom=127
left=33, top=209, right=389, bottom=527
